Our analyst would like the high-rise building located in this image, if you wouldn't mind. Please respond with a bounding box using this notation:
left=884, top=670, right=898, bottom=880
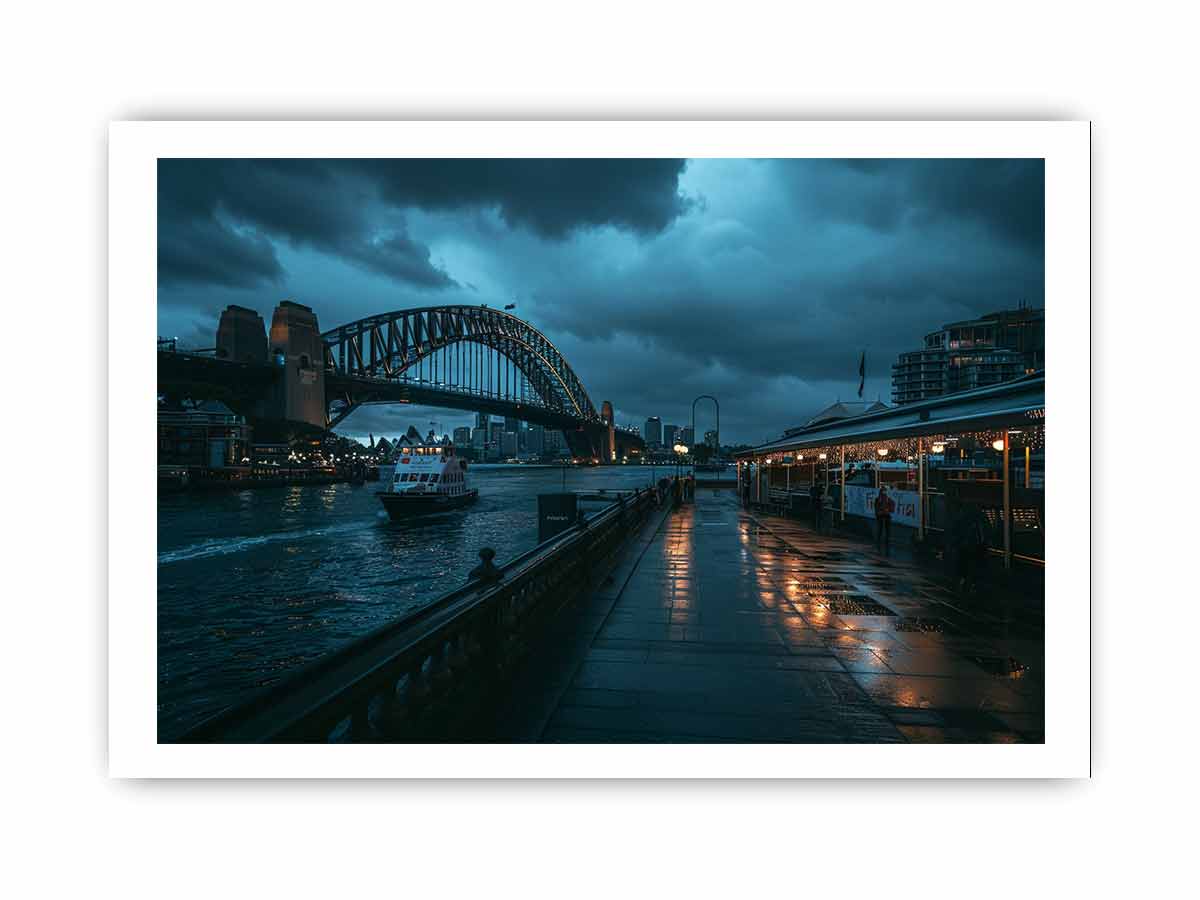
left=892, top=305, right=1044, bottom=404
left=526, top=423, right=545, bottom=455
left=643, top=416, right=663, bottom=448
left=500, top=431, right=518, bottom=457
left=504, top=417, right=520, bottom=433
left=471, top=426, right=486, bottom=449
left=475, top=412, right=490, bottom=430
left=452, top=426, right=472, bottom=447
left=663, top=424, right=679, bottom=449
left=679, top=426, right=694, bottom=447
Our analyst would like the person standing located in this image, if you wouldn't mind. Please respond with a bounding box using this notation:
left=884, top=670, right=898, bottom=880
left=809, top=479, right=824, bottom=532
left=874, top=485, right=894, bottom=554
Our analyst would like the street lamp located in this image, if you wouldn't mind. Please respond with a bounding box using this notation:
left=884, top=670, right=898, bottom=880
left=673, top=443, right=688, bottom=483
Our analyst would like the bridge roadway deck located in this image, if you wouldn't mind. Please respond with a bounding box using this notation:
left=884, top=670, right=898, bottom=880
left=485, top=488, right=1044, bottom=743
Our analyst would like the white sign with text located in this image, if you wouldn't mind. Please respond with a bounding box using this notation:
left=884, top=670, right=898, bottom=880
left=844, top=485, right=920, bottom=527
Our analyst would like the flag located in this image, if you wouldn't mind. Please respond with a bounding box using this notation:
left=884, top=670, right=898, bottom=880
left=858, top=350, right=865, bottom=398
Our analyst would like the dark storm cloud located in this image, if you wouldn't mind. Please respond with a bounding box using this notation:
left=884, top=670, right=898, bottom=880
left=785, top=159, right=1044, bottom=249
left=158, top=159, right=455, bottom=290
left=157, top=157, right=1043, bottom=444
left=157, top=158, right=691, bottom=291
left=529, top=159, right=1043, bottom=380
left=350, top=159, right=692, bottom=238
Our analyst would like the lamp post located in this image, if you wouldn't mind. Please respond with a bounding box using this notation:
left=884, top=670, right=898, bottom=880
left=674, top=443, right=688, bottom=498
left=673, top=444, right=688, bottom=479
left=993, top=436, right=1011, bottom=568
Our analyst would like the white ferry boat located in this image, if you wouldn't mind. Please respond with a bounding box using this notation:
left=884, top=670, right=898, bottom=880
left=377, top=445, right=478, bottom=519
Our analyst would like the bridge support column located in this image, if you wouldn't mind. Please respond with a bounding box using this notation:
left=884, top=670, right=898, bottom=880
left=266, top=301, right=326, bottom=431
left=600, top=401, right=616, bottom=463
left=216, top=305, right=267, bottom=363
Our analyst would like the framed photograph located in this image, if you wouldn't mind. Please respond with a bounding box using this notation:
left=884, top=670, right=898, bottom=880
left=110, top=121, right=1090, bottom=777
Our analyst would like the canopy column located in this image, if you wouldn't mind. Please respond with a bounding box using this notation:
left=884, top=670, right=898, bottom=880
left=917, top=437, right=925, bottom=540
left=839, top=446, right=846, bottom=522
left=1003, top=431, right=1012, bottom=569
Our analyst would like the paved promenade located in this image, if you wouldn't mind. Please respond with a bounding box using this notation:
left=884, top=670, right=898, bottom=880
left=490, top=488, right=1044, bottom=743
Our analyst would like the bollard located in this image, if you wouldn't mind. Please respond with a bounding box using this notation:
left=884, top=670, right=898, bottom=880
left=467, top=547, right=502, bottom=583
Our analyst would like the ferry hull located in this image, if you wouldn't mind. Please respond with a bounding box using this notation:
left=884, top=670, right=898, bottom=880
left=377, top=488, right=479, bottom=519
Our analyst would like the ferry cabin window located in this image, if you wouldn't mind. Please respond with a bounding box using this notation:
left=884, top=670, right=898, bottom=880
left=419, top=473, right=429, bottom=482
left=430, top=474, right=440, bottom=483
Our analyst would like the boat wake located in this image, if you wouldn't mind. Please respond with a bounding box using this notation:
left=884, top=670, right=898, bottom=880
left=158, top=522, right=370, bottom=566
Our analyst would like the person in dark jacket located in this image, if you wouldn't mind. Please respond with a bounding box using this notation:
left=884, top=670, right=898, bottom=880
left=809, top=480, right=824, bottom=532
left=874, top=485, right=894, bottom=554
left=950, top=501, right=990, bottom=594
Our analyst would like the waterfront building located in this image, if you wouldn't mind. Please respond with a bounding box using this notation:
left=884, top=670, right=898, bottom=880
left=471, top=426, right=486, bottom=449
left=526, top=423, right=545, bottom=455
left=157, top=400, right=252, bottom=469
left=475, top=412, right=490, bottom=430
left=679, top=426, right=694, bottom=447
left=643, top=416, right=663, bottom=448
left=543, top=428, right=566, bottom=454
left=501, top=430, right=518, bottom=458
left=738, top=371, right=1046, bottom=567
left=791, top=399, right=890, bottom=434
left=892, top=304, right=1044, bottom=405
left=452, top=426, right=472, bottom=447
left=663, top=424, right=679, bottom=448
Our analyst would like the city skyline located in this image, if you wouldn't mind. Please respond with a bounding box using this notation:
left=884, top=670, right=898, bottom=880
left=157, top=158, right=1044, bottom=444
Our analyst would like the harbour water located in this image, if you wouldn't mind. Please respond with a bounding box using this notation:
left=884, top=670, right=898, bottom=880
left=157, top=464, right=684, bottom=739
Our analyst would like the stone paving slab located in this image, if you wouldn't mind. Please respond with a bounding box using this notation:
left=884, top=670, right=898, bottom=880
left=494, top=488, right=1043, bottom=743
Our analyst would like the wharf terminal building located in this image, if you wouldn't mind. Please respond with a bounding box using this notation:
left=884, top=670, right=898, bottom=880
left=891, top=306, right=1044, bottom=405
left=736, top=372, right=1045, bottom=569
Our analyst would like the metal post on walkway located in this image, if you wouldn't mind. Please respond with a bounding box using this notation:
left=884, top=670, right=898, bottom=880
left=1025, top=445, right=1031, bottom=489
left=917, top=438, right=925, bottom=541
left=839, top=446, right=845, bottom=522
left=1003, top=431, right=1012, bottom=569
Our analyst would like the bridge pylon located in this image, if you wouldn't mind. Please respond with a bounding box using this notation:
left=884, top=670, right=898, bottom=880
left=267, top=301, right=326, bottom=430
left=600, top=401, right=616, bottom=463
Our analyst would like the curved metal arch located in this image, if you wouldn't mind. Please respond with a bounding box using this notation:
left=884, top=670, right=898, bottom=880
left=322, top=305, right=599, bottom=420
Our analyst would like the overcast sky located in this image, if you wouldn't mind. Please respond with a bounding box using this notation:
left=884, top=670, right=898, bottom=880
left=157, top=158, right=1044, bottom=445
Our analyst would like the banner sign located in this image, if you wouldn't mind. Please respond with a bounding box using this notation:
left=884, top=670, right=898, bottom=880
left=843, top=485, right=919, bottom=527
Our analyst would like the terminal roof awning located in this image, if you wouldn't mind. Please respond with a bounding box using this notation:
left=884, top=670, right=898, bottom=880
left=738, top=372, right=1044, bottom=457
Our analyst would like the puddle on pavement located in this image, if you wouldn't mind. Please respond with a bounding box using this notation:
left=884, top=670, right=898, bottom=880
left=894, top=617, right=960, bottom=636
left=820, top=594, right=897, bottom=616
left=969, top=655, right=1030, bottom=679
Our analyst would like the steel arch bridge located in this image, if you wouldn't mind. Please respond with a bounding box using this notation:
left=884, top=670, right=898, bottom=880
left=321, top=305, right=603, bottom=433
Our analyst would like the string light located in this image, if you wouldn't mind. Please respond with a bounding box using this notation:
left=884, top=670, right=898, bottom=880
left=746, top=423, right=1044, bottom=464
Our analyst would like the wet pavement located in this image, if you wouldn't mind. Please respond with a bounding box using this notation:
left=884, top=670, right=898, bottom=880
left=492, top=487, right=1044, bottom=743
